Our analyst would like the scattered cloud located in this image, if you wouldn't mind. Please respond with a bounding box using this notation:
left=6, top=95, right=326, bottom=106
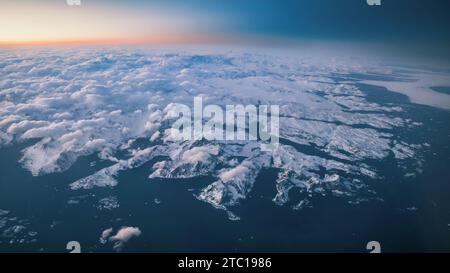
left=100, top=226, right=142, bottom=252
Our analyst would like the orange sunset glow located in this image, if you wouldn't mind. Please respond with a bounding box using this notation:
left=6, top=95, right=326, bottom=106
left=0, top=1, right=223, bottom=46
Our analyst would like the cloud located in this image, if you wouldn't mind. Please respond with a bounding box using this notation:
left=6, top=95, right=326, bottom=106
left=219, top=164, right=250, bottom=182
left=181, top=146, right=219, bottom=164
left=100, top=227, right=142, bottom=252
left=0, top=46, right=430, bottom=218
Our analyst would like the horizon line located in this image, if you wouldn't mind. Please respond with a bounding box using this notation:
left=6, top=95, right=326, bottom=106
left=0, top=34, right=246, bottom=47
left=0, top=34, right=321, bottom=48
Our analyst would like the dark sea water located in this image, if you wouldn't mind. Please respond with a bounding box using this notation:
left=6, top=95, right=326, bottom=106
left=431, top=86, right=450, bottom=95
left=1, top=78, right=449, bottom=253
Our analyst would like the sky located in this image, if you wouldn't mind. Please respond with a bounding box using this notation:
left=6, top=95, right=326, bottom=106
left=0, top=0, right=449, bottom=47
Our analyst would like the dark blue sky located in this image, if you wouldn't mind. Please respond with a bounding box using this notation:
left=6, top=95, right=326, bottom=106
left=135, top=0, right=450, bottom=43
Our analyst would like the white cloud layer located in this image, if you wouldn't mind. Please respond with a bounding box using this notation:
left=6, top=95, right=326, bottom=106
left=0, top=46, right=435, bottom=220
